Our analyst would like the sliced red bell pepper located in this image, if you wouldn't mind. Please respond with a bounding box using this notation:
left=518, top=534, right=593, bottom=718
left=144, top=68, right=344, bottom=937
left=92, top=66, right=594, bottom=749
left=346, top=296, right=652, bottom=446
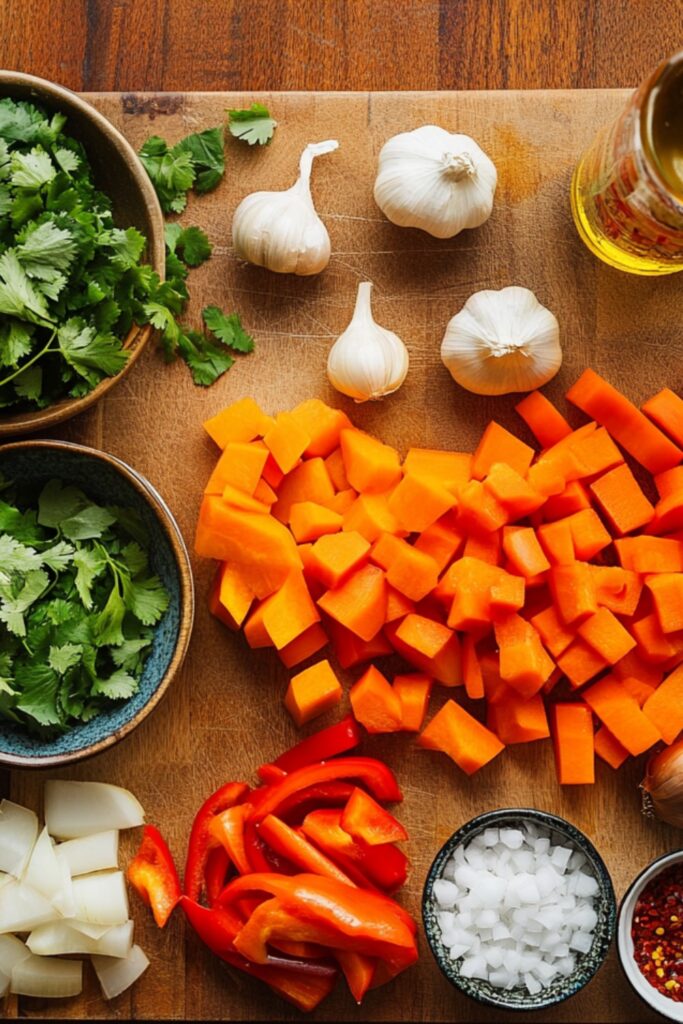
left=244, top=815, right=297, bottom=875
left=302, top=809, right=409, bottom=893
left=258, top=814, right=356, bottom=887
left=249, top=758, right=402, bottom=825
left=127, top=824, right=181, bottom=928
left=183, top=781, right=249, bottom=902
left=270, top=715, right=362, bottom=774
left=256, top=764, right=287, bottom=784
left=340, top=788, right=409, bottom=846
left=210, top=803, right=252, bottom=876
left=276, top=781, right=355, bottom=825
left=204, top=847, right=231, bottom=907
left=335, top=950, right=376, bottom=1004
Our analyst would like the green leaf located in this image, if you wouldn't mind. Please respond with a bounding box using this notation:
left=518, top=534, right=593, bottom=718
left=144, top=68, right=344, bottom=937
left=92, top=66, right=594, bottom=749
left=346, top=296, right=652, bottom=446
left=0, top=249, right=54, bottom=324
left=175, top=127, right=225, bottom=193
left=0, top=652, right=14, bottom=696
left=0, top=568, right=49, bottom=636
left=38, top=479, right=87, bottom=528
left=16, top=220, right=77, bottom=280
left=91, top=667, right=139, bottom=701
left=48, top=643, right=83, bottom=675
left=139, top=136, right=196, bottom=215
left=228, top=103, right=277, bottom=146
left=92, top=583, right=126, bottom=647
left=13, top=365, right=42, bottom=402
left=0, top=321, right=34, bottom=368
left=173, top=226, right=212, bottom=268
left=179, top=329, right=234, bottom=387
left=121, top=541, right=148, bottom=577
left=164, top=223, right=183, bottom=253
left=110, top=634, right=152, bottom=671
left=73, top=546, right=105, bottom=609
left=53, top=146, right=80, bottom=174
left=60, top=505, right=116, bottom=542
left=102, top=227, right=146, bottom=270
left=0, top=500, right=42, bottom=544
left=0, top=535, right=43, bottom=576
left=202, top=306, right=255, bottom=353
left=122, top=575, right=169, bottom=626
left=14, top=663, right=61, bottom=726
left=57, top=318, right=128, bottom=385
left=40, top=540, right=75, bottom=571
left=10, top=146, right=56, bottom=189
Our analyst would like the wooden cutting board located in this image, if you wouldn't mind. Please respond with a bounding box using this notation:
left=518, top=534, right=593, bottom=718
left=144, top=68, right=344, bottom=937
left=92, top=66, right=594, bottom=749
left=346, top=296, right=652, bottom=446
left=5, top=90, right=683, bottom=1023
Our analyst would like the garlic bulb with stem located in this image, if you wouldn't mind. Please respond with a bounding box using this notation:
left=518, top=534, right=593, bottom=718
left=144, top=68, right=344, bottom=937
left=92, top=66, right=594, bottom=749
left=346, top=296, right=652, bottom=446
left=327, top=281, right=409, bottom=402
left=440, top=285, right=562, bottom=396
left=231, top=139, right=338, bottom=275
left=374, top=125, right=497, bottom=239
left=642, top=740, right=683, bottom=828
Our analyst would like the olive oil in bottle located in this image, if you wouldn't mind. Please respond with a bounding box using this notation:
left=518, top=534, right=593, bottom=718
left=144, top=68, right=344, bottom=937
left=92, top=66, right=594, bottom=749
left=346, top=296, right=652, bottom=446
left=571, top=51, right=683, bottom=275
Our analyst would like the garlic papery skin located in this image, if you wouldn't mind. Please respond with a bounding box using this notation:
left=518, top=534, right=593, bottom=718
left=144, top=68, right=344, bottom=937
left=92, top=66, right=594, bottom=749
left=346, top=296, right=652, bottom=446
left=232, top=140, right=338, bottom=275
left=373, top=125, right=497, bottom=239
left=440, top=286, right=562, bottom=396
left=327, top=282, right=409, bottom=402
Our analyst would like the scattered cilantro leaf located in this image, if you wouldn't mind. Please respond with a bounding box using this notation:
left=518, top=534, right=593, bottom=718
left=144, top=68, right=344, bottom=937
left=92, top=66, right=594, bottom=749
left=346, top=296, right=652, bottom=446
left=228, top=103, right=277, bottom=145
left=203, top=307, right=255, bottom=353
left=174, top=127, right=225, bottom=193
left=166, top=225, right=212, bottom=268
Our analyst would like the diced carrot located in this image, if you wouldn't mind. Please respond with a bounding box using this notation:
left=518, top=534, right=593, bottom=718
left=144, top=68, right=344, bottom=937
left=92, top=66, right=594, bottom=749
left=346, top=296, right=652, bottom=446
left=642, top=388, right=683, bottom=448
left=615, top=536, right=683, bottom=573
left=458, top=480, right=509, bottom=533
left=550, top=563, right=598, bottom=625
left=220, top=483, right=270, bottom=514
left=462, top=634, right=485, bottom=699
left=556, top=637, right=608, bottom=688
left=272, top=458, right=335, bottom=523
left=643, top=663, right=683, bottom=743
left=349, top=665, right=403, bottom=733
left=278, top=623, right=329, bottom=668
left=530, top=604, right=575, bottom=658
left=204, top=441, right=269, bottom=496
left=403, top=448, right=472, bottom=493
left=489, top=689, right=549, bottom=744
left=631, top=612, right=683, bottom=663
left=371, top=534, right=439, bottom=601
left=562, top=508, right=612, bottom=560
left=594, top=726, right=630, bottom=770
left=567, top=368, right=682, bottom=474
left=527, top=458, right=567, bottom=498
left=289, top=502, right=343, bottom=543
left=317, top=564, right=387, bottom=641
left=393, top=673, right=433, bottom=731
left=577, top=607, right=636, bottom=664
left=646, top=574, right=683, bottom=633
left=438, top=557, right=504, bottom=629
left=414, top=516, right=465, bottom=572
left=385, top=585, right=416, bottom=623
left=484, top=463, right=545, bottom=520
left=203, top=397, right=274, bottom=448
left=264, top=411, right=312, bottom=474
left=328, top=489, right=358, bottom=514
left=253, top=478, right=277, bottom=506
left=654, top=466, right=683, bottom=499
left=583, top=674, right=662, bottom=755
left=515, top=391, right=572, bottom=447
left=324, top=447, right=350, bottom=491
left=494, top=613, right=555, bottom=698
left=244, top=570, right=320, bottom=650
left=541, top=481, right=591, bottom=521
left=285, top=659, right=343, bottom=726
left=387, top=473, right=456, bottom=532
left=588, top=565, right=643, bottom=616
left=502, top=526, right=550, bottom=578
left=385, top=619, right=462, bottom=687
left=214, top=562, right=254, bottom=630
left=392, top=614, right=462, bottom=687
left=418, top=700, right=505, bottom=775
left=340, top=428, right=402, bottom=493
left=242, top=599, right=272, bottom=648
left=551, top=704, right=595, bottom=784
left=308, top=531, right=371, bottom=589
left=562, top=426, right=624, bottom=480
left=342, top=493, right=403, bottom=543
left=589, top=463, right=655, bottom=536
left=537, top=519, right=575, bottom=565
left=490, top=572, right=526, bottom=616
left=613, top=649, right=664, bottom=689
left=289, top=399, right=352, bottom=457
left=620, top=676, right=657, bottom=707
left=261, top=451, right=287, bottom=490
left=327, top=621, right=393, bottom=669
left=462, top=530, right=501, bottom=565
left=472, top=421, right=535, bottom=479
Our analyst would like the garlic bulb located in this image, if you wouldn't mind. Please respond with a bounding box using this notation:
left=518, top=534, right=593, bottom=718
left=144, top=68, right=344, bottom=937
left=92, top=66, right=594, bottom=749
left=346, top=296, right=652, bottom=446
left=642, top=740, right=683, bottom=828
left=373, top=125, right=497, bottom=239
left=327, top=282, right=409, bottom=402
left=441, top=286, right=562, bottom=396
left=232, top=139, right=338, bottom=275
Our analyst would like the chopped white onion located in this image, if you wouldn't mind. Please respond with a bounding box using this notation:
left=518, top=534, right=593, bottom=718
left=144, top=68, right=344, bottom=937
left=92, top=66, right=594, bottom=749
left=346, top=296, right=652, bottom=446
left=44, top=782, right=144, bottom=839
left=0, top=800, right=38, bottom=877
left=65, top=919, right=111, bottom=940
left=0, top=872, right=12, bottom=890
left=11, top=954, right=82, bottom=998
left=57, top=831, right=119, bottom=876
left=28, top=919, right=133, bottom=959
left=0, top=933, right=31, bottom=972
left=23, top=828, right=62, bottom=902
left=92, top=944, right=149, bottom=1000
left=0, top=881, right=59, bottom=934
left=0, top=969, right=8, bottom=997
left=71, top=871, right=129, bottom=926
left=52, top=851, right=76, bottom=918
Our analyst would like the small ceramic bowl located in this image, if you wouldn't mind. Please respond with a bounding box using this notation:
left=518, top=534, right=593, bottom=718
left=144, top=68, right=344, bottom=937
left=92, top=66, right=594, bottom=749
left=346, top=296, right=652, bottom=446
left=0, top=71, right=165, bottom=437
left=0, top=439, right=194, bottom=768
left=618, top=850, right=683, bottom=1021
left=423, top=808, right=616, bottom=1012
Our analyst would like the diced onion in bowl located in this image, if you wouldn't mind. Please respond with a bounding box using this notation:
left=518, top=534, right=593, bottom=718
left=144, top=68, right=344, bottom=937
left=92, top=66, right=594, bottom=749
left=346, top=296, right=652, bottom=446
left=57, top=831, right=119, bottom=876
left=0, top=882, right=59, bottom=934
left=44, top=782, right=144, bottom=839
left=11, top=954, right=82, bottom=998
left=0, top=800, right=38, bottom=877
left=92, top=944, right=150, bottom=1000
left=71, top=871, right=129, bottom=926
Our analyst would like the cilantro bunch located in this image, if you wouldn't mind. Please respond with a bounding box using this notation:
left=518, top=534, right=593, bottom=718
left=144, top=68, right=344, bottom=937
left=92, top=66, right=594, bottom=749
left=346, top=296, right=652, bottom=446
left=0, top=477, right=169, bottom=732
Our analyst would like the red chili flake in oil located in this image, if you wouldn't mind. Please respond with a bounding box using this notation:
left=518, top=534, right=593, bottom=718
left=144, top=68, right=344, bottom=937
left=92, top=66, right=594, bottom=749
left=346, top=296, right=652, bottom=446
left=632, top=863, right=683, bottom=1001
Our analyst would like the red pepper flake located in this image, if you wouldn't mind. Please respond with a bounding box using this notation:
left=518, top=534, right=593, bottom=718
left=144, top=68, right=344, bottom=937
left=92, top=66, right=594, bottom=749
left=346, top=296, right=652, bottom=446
left=632, top=863, right=683, bottom=1001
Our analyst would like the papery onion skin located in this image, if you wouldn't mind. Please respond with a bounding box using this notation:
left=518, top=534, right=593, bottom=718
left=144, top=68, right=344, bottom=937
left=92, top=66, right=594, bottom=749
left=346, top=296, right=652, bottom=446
left=642, top=740, right=683, bottom=828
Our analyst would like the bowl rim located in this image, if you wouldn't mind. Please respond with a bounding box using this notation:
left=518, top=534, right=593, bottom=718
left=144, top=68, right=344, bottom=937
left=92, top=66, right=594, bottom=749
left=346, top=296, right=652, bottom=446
left=422, top=807, right=617, bottom=1012
left=617, top=848, right=683, bottom=1022
left=0, top=438, right=194, bottom=768
left=0, top=70, right=165, bottom=438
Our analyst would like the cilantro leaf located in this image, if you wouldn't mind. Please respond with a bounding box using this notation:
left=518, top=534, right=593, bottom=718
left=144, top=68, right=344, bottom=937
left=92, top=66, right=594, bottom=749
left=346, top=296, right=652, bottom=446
left=202, top=306, right=255, bottom=353
left=73, top=546, right=105, bottom=609
left=0, top=535, right=43, bottom=577
left=57, top=318, right=128, bottom=385
left=168, top=225, right=212, bottom=268
left=15, top=220, right=77, bottom=280
left=39, top=541, right=75, bottom=571
left=122, top=575, right=169, bottom=626
left=101, top=226, right=146, bottom=270
left=91, top=668, right=138, bottom=700
left=60, top=505, right=116, bottom=542
left=228, top=103, right=277, bottom=146
left=48, top=643, right=83, bottom=675
left=175, top=127, right=225, bottom=193
left=179, top=329, right=234, bottom=387
left=111, top=634, right=152, bottom=671
left=13, top=365, right=43, bottom=403
left=11, top=146, right=56, bottom=189
left=38, top=479, right=87, bottom=528
left=0, top=321, right=34, bottom=368
left=14, top=663, right=60, bottom=726
left=0, top=568, right=49, bottom=636
left=0, top=249, right=54, bottom=324
left=139, top=136, right=196, bottom=214
left=92, top=583, right=126, bottom=647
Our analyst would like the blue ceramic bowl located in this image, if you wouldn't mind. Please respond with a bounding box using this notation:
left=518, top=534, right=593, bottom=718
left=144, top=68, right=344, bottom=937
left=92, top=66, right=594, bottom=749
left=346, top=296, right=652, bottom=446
left=0, top=439, right=194, bottom=768
left=422, top=808, right=616, bottom=1012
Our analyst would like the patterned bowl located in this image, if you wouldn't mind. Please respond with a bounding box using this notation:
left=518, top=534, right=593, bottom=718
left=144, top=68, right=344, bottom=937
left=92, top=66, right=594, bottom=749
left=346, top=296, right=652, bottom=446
left=617, top=850, right=683, bottom=1022
left=0, top=439, right=194, bottom=768
left=422, top=808, right=616, bottom=1011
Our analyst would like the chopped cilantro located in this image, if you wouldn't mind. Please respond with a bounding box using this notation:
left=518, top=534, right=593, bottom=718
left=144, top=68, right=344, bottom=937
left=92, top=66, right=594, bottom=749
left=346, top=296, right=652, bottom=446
left=228, top=103, right=277, bottom=146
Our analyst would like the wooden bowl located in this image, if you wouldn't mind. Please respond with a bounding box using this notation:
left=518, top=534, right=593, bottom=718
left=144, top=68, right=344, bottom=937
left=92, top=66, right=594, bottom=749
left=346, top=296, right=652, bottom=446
left=0, top=71, right=165, bottom=437
left=0, top=439, right=194, bottom=768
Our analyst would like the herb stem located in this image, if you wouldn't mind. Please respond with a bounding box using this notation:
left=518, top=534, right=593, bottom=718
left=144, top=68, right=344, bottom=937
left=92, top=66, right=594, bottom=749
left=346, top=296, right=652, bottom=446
left=0, top=331, right=57, bottom=389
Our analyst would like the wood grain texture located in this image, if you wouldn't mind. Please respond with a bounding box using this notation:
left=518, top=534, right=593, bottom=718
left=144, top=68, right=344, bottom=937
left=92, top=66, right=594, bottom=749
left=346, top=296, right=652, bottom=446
left=0, top=0, right=682, bottom=92
left=3, top=88, right=683, bottom=1022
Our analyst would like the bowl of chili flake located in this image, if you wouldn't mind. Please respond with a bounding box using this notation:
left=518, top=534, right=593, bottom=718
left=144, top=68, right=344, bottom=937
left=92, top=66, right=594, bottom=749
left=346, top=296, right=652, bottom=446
left=618, top=850, right=683, bottom=1021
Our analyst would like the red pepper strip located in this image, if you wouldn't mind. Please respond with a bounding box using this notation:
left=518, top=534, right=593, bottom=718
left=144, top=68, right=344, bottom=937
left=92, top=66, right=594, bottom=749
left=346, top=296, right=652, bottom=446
left=184, top=782, right=249, bottom=902
left=259, top=814, right=357, bottom=887
left=335, top=950, right=376, bottom=1005
left=244, top=816, right=297, bottom=875
left=249, top=758, right=402, bottom=825
left=127, top=825, right=181, bottom=928
left=257, top=764, right=287, bottom=784
left=180, top=897, right=336, bottom=1012
left=204, top=847, right=231, bottom=907
left=302, top=809, right=409, bottom=893
left=270, top=939, right=329, bottom=960
left=209, top=804, right=252, bottom=875
left=276, top=781, right=355, bottom=825
left=340, top=787, right=409, bottom=846
left=295, top=824, right=378, bottom=892
left=271, top=715, right=362, bottom=774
